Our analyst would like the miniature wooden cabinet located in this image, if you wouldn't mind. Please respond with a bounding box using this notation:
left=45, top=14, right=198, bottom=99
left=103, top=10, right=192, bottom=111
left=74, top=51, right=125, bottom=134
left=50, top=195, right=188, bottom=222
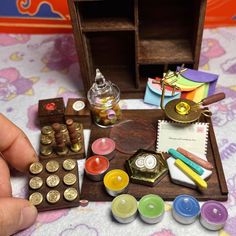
left=68, top=0, right=207, bottom=98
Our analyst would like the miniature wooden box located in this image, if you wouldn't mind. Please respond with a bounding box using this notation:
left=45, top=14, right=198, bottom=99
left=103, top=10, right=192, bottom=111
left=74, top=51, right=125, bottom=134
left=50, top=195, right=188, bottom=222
left=28, top=158, right=80, bottom=212
left=39, top=122, right=85, bottom=160
left=68, top=0, right=207, bottom=98
left=38, top=97, right=65, bottom=126
left=65, top=98, right=91, bottom=129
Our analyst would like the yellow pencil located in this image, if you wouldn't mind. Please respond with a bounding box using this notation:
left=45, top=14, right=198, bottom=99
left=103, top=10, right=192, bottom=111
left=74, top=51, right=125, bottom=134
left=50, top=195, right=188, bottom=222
left=175, top=159, right=208, bottom=190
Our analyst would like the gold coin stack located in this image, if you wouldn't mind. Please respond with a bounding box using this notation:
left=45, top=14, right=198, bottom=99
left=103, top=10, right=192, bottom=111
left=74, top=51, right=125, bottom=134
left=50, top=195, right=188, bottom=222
left=39, top=121, right=85, bottom=160
left=28, top=158, right=80, bottom=211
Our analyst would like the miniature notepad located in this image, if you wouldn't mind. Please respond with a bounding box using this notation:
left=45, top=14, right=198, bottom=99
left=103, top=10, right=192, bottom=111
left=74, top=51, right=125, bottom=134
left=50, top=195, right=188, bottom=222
left=156, top=120, right=209, bottom=156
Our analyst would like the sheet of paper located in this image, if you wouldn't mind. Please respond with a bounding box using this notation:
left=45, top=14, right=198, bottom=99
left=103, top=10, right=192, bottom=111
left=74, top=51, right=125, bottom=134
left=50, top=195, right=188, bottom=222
left=156, top=120, right=209, bottom=156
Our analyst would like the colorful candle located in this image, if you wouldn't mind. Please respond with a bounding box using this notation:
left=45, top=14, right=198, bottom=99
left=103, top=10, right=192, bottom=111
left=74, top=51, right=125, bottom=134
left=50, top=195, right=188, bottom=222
left=138, top=194, right=165, bottom=224
left=200, top=201, right=228, bottom=231
left=104, top=169, right=129, bottom=196
left=85, top=155, right=109, bottom=181
left=111, top=194, right=137, bottom=224
left=172, top=195, right=200, bottom=224
left=92, top=137, right=116, bottom=160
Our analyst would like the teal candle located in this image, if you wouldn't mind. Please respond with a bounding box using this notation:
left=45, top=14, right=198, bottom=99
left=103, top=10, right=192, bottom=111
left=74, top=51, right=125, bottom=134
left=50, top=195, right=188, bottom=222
left=138, top=194, right=165, bottom=224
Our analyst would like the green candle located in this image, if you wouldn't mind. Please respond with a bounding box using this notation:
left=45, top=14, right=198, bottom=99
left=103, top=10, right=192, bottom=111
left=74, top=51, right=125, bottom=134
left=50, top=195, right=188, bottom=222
left=138, top=194, right=165, bottom=224
left=112, top=194, right=137, bottom=224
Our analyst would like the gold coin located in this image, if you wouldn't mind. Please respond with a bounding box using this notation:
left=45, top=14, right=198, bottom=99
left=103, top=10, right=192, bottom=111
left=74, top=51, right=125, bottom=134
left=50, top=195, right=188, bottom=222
left=29, top=192, right=43, bottom=206
left=46, top=160, right=59, bottom=173
left=46, top=174, right=60, bottom=187
left=40, top=134, right=53, bottom=145
left=63, top=159, right=76, bottom=171
left=40, top=145, right=53, bottom=156
left=29, top=176, right=43, bottom=190
left=71, top=142, right=82, bottom=152
left=46, top=190, right=60, bottom=204
left=63, top=173, right=77, bottom=186
left=74, top=122, right=82, bottom=131
left=60, top=124, right=68, bottom=133
left=29, top=162, right=43, bottom=174
left=41, top=126, right=53, bottom=135
left=64, top=187, right=78, bottom=201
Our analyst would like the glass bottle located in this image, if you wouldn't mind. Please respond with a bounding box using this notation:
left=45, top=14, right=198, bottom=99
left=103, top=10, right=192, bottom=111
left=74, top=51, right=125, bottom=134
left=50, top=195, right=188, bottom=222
left=87, top=69, right=122, bottom=128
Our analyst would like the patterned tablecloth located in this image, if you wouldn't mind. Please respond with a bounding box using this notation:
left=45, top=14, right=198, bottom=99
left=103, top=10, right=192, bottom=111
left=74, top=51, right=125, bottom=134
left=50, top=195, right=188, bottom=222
left=0, top=27, right=236, bottom=236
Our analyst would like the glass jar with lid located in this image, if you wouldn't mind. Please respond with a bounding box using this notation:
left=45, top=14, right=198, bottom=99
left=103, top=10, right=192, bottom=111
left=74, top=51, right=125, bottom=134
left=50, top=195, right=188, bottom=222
left=87, top=69, right=122, bottom=128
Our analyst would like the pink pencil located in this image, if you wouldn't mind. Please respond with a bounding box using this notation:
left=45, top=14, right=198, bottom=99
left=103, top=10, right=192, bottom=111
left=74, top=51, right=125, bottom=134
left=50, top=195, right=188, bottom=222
left=177, top=147, right=214, bottom=170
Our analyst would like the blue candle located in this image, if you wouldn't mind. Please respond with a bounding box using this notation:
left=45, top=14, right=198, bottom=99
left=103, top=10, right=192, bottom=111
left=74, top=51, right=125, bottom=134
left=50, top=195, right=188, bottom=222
left=172, top=195, right=200, bottom=224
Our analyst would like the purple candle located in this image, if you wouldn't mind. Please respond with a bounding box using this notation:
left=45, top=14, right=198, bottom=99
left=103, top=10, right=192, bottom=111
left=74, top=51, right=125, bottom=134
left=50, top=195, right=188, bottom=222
left=200, top=200, right=228, bottom=231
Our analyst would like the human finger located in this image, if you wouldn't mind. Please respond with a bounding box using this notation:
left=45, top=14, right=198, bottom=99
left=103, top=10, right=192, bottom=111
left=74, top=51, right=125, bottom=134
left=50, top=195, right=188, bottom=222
left=0, top=113, right=38, bottom=172
left=0, top=154, right=12, bottom=197
left=0, top=197, right=38, bottom=236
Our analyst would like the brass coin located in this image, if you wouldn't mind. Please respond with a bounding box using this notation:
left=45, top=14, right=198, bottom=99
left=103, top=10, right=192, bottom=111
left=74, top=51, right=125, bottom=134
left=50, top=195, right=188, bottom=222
left=46, top=160, right=59, bottom=173
left=74, top=122, right=82, bottom=131
left=60, top=124, right=68, bottom=133
left=29, top=192, right=43, bottom=206
left=64, top=187, right=78, bottom=201
left=46, top=190, right=60, bottom=204
left=40, top=145, right=53, bottom=156
left=77, top=133, right=82, bottom=142
left=71, top=142, right=82, bottom=153
left=40, top=134, right=53, bottom=145
left=41, top=126, right=53, bottom=135
left=63, top=159, right=76, bottom=171
left=29, top=162, right=43, bottom=174
left=63, top=173, right=77, bottom=186
left=29, top=176, right=43, bottom=190
left=46, top=174, right=60, bottom=187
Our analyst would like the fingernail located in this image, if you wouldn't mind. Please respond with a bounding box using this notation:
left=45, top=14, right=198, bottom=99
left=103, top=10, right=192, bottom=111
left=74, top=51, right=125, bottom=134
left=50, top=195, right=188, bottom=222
left=19, top=205, right=38, bottom=230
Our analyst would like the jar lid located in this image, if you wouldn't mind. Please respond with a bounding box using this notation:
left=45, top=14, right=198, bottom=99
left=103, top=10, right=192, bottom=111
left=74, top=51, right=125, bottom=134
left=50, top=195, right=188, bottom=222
left=87, top=69, right=120, bottom=107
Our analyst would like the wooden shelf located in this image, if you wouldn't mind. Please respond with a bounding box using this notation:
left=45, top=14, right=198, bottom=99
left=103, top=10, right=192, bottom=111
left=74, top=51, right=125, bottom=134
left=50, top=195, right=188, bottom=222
left=81, top=18, right=136, bottom=32
left=95, top=65, right=137, bottom=92
left=138, top=39, right=194, bottom=64
left=68, top=0, right=206, bottom=98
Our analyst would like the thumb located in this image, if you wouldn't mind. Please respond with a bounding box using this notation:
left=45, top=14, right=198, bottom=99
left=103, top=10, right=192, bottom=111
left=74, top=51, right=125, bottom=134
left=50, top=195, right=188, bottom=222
left=0, top=197, right=38, bottom=236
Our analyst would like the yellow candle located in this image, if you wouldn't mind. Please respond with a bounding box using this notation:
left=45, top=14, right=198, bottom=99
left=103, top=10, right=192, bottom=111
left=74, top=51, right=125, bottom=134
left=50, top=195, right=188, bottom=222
left=104, top=169, right=129, bottom=196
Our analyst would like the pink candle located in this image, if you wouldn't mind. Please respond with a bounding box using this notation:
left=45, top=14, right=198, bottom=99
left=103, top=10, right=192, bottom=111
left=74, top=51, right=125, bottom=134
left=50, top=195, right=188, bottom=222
left=85, top=155, right=109, bottom=181
left=91, top=138, right=116, bottom=160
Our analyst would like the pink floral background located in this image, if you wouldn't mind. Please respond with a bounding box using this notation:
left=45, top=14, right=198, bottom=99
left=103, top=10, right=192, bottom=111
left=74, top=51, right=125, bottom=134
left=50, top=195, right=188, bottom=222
left=1, top=28, right=236, bottom=236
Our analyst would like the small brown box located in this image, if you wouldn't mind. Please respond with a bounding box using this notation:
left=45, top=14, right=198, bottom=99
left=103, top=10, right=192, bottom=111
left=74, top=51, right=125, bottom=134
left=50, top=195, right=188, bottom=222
left=65, top=98, right=91, bottom=129
left=38, top=97, right=65, bottom=126
left=28, top=157, right=80, bottom=212
left=39, top=122, right=85, bottom=160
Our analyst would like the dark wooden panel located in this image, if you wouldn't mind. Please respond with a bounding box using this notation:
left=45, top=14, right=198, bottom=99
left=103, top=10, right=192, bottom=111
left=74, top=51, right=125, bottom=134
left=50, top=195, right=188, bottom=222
left=138, top=39, right=194, bottom=64
left=138, top=0, right=194, bottom=40
left=81, top=18, right=135, bottom=32
left=81, top=109, right=228, bottom=201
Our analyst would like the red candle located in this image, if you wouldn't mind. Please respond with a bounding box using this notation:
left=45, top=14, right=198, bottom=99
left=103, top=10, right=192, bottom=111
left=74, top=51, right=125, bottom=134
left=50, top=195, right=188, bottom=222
left=85, top=155, right=109, bottom=181
left=91, top=138, right=116, bottom=160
